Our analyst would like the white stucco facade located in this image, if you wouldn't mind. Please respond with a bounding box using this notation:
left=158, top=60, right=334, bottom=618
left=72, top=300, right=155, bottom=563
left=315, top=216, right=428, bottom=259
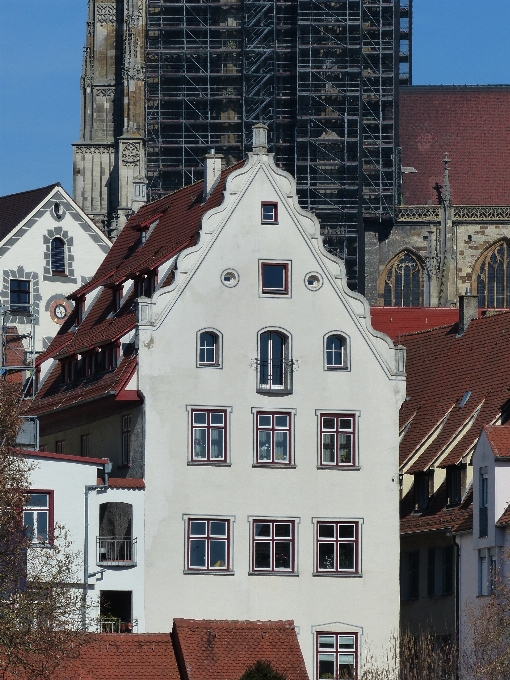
left=0, top=185, right=110, bottom=353
left=135, top=147, right=406, bottom=676
left=24, top=452, right=145, bottom=633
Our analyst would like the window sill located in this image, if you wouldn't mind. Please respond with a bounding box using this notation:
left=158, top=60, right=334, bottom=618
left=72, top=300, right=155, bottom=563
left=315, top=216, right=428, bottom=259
left=256, top=389, right=293, bottom=396
left=197, top=364, right=222, bottom=369
left=317, top=465, right=361, bottom=471
left=261, top=221, right=279, bottom=225
left=252, top=463, right=296, bottom=469
left=248, top=571, right=298, bottom=577
left=51, top=272, right=67, bottom=277
left=313, top=572, right=362, bottom=578
left=187, top=461, right=232, bottom=467
left=183, top=570, right=235, bottom=576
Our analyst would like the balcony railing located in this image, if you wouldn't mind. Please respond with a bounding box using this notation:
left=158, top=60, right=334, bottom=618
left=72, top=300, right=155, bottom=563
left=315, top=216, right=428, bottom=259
left=97, top=618, right=138, bottom=634
left=254, top=359, right=294, bottom=394
left=96, top=536, right=137, bottom=566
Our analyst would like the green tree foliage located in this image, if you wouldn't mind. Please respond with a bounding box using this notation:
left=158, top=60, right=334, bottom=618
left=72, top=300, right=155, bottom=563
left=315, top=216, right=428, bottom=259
left=239, top=660, right=288, bottom=680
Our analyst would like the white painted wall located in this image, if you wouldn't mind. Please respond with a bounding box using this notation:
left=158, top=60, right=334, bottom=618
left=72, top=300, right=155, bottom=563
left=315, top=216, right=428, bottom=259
left=137, top=151, right=405, bottom=675
left=0, top=186, right=110, bottom=353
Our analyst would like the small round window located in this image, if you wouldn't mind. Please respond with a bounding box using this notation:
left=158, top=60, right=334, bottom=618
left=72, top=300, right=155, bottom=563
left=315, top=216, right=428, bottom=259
left=221, top=269, right=239, bottom=288
left=304, top=272, right=323, bottom=291
left=53, top=202, right=65, bottom=220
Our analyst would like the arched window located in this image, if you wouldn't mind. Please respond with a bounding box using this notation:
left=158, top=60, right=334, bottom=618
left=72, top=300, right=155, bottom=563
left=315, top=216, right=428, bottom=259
left=258, top=330, right=291, bottom=393
left=476, top=241, right=510, bottom=309
left=383, top=252, right=423, bottom=307
left=196, top=329, right=222, bottom=368
left=51, top=237, right=66, bottom=275
left=324, top=333, right=349, bottom=370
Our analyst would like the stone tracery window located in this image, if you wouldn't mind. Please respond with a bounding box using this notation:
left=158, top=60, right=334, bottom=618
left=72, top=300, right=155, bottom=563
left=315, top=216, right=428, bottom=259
left=476, top=241, right=510, bottom=309
left=383, top=252, right=423, bottom=307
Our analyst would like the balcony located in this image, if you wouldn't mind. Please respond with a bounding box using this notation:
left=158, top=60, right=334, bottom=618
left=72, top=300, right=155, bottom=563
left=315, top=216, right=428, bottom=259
left=97, top=618, right=138, bottom=634
left=254, top=359, right=294, bottom=395
left=96, top=536, right=137, bottom=567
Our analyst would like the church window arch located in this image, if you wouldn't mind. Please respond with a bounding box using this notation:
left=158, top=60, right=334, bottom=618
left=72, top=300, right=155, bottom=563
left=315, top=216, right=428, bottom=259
left=382, top=251, right=423, bottom=307
left=475, top=240, right=510, bottom=309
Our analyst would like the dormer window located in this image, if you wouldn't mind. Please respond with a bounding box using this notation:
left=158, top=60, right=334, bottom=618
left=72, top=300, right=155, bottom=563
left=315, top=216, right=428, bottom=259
left=446, top=465, right=462, bottom=507
left=76, top=297, right=85, bottom=325
left=100, top=344, right=118, bottom=373
left=114, top=287, right=123, bottom=312
left=61, top=356, right=77, bottom=384
left=414, top=472, right=430, bottom=512
left=51, top=237, right=66, bottom=275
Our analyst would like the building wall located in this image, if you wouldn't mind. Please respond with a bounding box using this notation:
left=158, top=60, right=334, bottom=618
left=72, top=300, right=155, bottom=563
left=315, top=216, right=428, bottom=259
left=138, top=154, right=405, bottom=674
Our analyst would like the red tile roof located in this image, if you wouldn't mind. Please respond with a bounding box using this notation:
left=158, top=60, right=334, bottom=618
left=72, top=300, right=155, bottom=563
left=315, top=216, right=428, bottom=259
left=0, top=184, right=59, bottom=241
left=52, top=634, right=181, bottom=680
left=497, top=503, right=510, bottom=527
left=398, top=311, right=510, bottom=473
left=173, top=619, right=309, bottom=680
left=400, top=86, right=510, bottom=205
left=483, top=425, right=510, bottom=459
left=401, top=481, right=473, bottom=535
left=370, top=307, right=461, bottom=342
left=107, top=477, right=145, bottom=489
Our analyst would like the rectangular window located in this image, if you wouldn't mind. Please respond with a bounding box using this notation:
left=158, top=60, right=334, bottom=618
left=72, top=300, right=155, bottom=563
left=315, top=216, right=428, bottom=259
left=191, top=409, right=227, bottom=463
left=479, top=471, right=488, bottom=538
left=186, top=518, right=231, bottom=571
left=428, top=546, right=454, bottom=597
left=251, top=519, right=296, bottom=573
left=317, top=632, right=358, bottom=680
left=10, top=279, right=30, bottom=313
left=81, top=434, right=90, bottom=457
left=446, top=466, right=462, bottom=506
left=414, top=472, right=430, bottom=512
left=256, top=412, right=291, bottom=464
left=260, top=262, right=289, bottom=295
left=316, top=521, right=359, bottom=574
left=261, top=202, right=278, bottom=223
left=479, top=551, right=488, bottom=596
left=55, top=440, right=64, bottom=454
left=320, top=414, right=356, bottom=467
left=121, top=415, right=131, bottom=466
left=24, top=492, right=52, bottom=544
left=401, top=550, right=419, bottom=600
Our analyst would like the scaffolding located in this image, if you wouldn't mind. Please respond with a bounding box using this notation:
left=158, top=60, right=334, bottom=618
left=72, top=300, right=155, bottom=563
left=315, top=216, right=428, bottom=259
left=146, top=0, right=411, bottom=292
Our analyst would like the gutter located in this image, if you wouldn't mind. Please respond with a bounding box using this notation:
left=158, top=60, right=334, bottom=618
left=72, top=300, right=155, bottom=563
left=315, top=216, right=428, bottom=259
left=82, top=459, right=112, bottom=630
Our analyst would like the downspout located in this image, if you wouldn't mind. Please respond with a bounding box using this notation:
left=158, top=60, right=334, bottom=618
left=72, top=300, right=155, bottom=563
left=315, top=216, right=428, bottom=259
left=452, top=531, right=460, bottom=679
left=82, top=460, right=112, bottom=630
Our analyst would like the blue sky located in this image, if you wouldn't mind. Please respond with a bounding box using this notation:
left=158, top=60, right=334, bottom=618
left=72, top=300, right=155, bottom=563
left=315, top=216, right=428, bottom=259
left=0, top=0, right=509, bottom=197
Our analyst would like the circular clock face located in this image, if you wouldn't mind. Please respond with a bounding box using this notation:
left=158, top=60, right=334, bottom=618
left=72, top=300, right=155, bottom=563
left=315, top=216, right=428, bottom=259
left=55, top=304, right=67, bottom=319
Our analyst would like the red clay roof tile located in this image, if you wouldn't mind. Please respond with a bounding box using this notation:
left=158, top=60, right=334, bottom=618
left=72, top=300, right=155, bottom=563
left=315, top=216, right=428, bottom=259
left=370, top=307, right=460, bottom=342
left=107, top=477, right=145, bottom=489
left=401, top=481, right=473, bottom=535
left=483, top=425, right=510, bottom=459
left=497, top=503, right=510, bottom=527
left=173, top=619, right=309, bottom=680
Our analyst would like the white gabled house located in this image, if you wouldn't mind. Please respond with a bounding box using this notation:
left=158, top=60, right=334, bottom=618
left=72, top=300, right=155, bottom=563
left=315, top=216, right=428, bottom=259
left=28, top=126, right=405, bottom=678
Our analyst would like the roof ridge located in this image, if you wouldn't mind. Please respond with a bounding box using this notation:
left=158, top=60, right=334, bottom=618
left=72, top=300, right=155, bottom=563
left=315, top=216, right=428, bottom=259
left=0, top=183, right=60, bottom=200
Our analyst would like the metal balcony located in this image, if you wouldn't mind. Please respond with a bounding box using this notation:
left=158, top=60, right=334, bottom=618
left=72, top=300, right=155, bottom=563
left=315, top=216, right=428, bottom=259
left=255, top=359, right=294, bottom=395
left=96, top=536, right=137, bottom=566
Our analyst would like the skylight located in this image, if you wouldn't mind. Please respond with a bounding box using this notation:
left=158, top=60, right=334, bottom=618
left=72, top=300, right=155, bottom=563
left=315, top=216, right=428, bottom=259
left=459, top=391, right=471, bottom=408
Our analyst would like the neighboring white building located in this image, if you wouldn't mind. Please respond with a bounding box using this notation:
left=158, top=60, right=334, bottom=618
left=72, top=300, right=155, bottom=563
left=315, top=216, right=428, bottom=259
left=29, top=127, right=405, bottom=678
left=0, top=183, right=111, bottom=353
left=22, top=449, right=145, bottom=633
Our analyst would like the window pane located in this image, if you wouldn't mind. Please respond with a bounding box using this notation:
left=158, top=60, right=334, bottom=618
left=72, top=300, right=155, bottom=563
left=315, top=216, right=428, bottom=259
left=193, top=412, right=207, bottom=425
left=274, top=415, right=288, bottom=428
left=258, top=431, right=272, bottom=461
left=339, top=419, right=352, bottom=430
left=193, top=429, right=207, bottom=459
left=338, top=434, right=352, bottom=464
left=263, top=264, right=285, bottom=290
left=190, top=521, right=206, bottom=536
left=338, top=636, right=355, bottom=649
left=24, top=512, right=35, bottom=540
left=318, top=524, right=335, bottom=539
left=318, top=656, right=335, bottom=679
left=210, top=413, right=224, bottom=425
left=322, top=433, right=336, bottom=463
left=254, top=542, right=271, bottom=569
left=210, top=428, right=224, bottom=459
left=199, top=333, right=216, bottom=363
left=189, top=539, right=206, bottom=567
left=274, top=523, right=291, bottom=538
left=274, top=431, right=288, bottom=461
left=318, top=636, right=335, bottom=649
left=254, top=523, right=271, bottom=537
left=338, top=543, right=355, bottom=570
left=274, top=542, right=291, bottom=569
left=262, top=205, right=275, bottom=221
left=338, top=655, right=355, bottom=675
left=258, top=414, right=272, bottom=427
left=322, top=417, right=336, bottom=430
left=210, top=521, right=227, bottom=536
left=27, top=493, right=49, bottom=508
left=209, top=540, right=226, bottom=568
left=337, top=525, right=355, bottom=539
left=319, top=543, right=335, bottom=570
left=326, top=336, right=343, bottom=366
left=36, top=512, right=48, bottom=542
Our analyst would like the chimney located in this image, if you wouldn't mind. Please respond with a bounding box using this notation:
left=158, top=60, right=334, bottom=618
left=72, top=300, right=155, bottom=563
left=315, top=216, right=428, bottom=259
left=203, top=149, right=223, bottom=201
left=252, top=123, right=268, bottom=154
left=458, top=293, right=478, bottom=335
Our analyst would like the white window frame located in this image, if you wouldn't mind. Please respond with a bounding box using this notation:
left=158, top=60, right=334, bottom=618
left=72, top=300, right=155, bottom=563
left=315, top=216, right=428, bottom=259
left=315, top=410, right=361, bottom=470
left=186, top=405, right=233, bottom=466
left=183, top=514, right=235, bottom=574
left=315, top=630, right=360, bottom=680
left=251, top=407, right=297, bottom=467
left=259, top=259, right=292, bottom=298
left=312, top=517, right=363, bottom=577
left=248, top=515, right=300, bottom=576
left=196, top=328, right=223, bottom=369
left=256, top=327, right=293, bottom=394
left=323, top=332, right=350, bottom=371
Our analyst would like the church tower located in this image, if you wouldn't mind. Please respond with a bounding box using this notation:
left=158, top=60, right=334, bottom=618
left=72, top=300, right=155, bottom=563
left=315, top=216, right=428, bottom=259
left=73, top=0, right=147, bottom=238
